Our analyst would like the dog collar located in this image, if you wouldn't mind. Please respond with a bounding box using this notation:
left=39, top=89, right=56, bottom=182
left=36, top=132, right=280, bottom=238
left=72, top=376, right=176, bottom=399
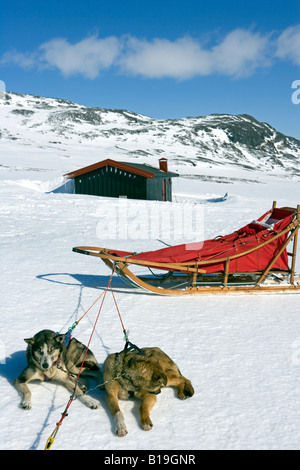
left=43, top=358, right=60, bottom=382
left=43, top=374, right=53, bottom=382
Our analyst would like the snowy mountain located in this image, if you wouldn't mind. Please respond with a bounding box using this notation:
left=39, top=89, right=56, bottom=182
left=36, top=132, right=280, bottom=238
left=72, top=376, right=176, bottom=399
left=1, top=91, right=300, bottom=178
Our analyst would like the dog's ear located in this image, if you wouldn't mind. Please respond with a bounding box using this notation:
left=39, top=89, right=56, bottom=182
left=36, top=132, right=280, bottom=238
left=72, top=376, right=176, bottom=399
left=24, top=337, right=35, bottom=345
left=55, top=334, right=66, bottom=344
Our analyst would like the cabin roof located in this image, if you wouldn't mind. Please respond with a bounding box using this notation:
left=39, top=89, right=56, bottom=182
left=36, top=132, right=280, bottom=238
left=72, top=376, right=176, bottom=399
left=64, top=158, right=178, bottom=180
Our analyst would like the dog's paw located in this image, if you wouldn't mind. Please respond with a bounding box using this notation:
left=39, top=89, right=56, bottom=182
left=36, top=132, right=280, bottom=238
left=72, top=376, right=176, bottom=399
left=115, top=425, right=128, bottom=437
left=81, top=396, right=100, bottom=409
left=142, top=422, right=153, bottom=431
left=141, top=418, right=153, bottom=431
left=178, top=382, right=194, bottom=400
left=114, top=411, right=128, bottom=437
left=20, top=400, right=32, bottom=410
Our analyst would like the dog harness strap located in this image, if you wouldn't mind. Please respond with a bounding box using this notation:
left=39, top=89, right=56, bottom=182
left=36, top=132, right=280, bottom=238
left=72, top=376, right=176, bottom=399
left=43, top=374, right=53, bottom=382
left=124, top=341, right=145, bottom=355
left=63, top=329, right=72, bottom=346
left=56, top=330, right=72, bottom=347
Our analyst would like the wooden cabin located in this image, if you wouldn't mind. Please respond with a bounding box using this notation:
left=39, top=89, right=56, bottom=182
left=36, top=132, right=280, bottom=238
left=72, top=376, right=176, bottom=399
left=64, top=158, right=178, bottom=201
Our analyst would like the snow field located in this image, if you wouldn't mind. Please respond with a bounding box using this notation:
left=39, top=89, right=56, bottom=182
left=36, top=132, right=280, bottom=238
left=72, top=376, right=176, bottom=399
left=1, top=164, right=300, bottom=450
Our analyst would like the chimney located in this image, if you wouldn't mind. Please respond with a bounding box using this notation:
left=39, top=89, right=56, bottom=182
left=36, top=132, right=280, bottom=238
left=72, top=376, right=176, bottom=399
left=159, top=158, right=168, bottom=173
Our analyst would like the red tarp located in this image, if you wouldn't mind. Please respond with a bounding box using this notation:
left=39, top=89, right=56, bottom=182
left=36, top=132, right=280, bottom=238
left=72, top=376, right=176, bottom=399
left=110, top=208, right=294, bottom=273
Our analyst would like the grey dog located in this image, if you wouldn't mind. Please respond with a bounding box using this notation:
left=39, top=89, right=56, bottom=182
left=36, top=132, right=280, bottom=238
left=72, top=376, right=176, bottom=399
left=14, top=329, right=102, bottom=410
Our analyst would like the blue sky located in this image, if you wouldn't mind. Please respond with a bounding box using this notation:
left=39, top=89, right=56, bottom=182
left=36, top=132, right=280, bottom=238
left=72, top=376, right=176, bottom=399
left=1, top=0, right=300, bottom=138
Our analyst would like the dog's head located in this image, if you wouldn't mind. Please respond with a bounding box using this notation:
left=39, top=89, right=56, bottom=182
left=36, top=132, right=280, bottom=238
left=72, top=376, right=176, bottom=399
left=24, top=329, right=65, bottom=371
left=125, top=355, right=167, bottom=395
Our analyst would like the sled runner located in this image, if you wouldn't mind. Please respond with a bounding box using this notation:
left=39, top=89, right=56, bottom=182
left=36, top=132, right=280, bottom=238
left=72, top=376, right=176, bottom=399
left=73, top=202, right=300, bottom=295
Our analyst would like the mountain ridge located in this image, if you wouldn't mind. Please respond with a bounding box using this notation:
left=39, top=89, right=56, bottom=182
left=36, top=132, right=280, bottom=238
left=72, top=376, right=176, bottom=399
left=1, top=91, right=300, bottom=178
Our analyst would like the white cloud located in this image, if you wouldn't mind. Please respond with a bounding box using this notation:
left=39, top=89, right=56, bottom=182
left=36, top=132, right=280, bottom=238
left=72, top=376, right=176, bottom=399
left=1, top=50, right=39, bottom=69
left=1, top=26, right=299, bottom=80
left=211, top=29, right=271, bottom=77
left=39, top=35, right=121, bottom=78
left=120, top=30, right=270, bottom=79
left=120, top=36, right=212, bottom=79
left=276, top=24, right=300, bottom=66
left=0, top=36, right=121, bottom=79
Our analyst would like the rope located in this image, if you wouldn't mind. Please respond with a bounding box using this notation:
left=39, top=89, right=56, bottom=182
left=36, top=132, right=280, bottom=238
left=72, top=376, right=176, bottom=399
left=84, top=373, right=127, bottom=394
left=57, top=273, right=116, bottom=347
left=76, top=289, right=106, bottom=325
left=44, top=263, right=140, bottom=450
left=44, top=394, right=74, bottom=450
left=109, top=285, right=129, bottom=342
left=44, top=267, right=116, bottom=451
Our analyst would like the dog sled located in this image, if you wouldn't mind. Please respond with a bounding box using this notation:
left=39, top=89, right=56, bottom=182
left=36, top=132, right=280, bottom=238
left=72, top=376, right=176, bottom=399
left=73, top=202, right=300, bottom=295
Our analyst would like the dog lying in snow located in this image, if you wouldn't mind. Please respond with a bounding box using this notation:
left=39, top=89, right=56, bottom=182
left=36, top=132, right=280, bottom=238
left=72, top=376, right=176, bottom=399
left=103, top=345, right=194, bottom=436
left=14, top=329, right=102, bottom=410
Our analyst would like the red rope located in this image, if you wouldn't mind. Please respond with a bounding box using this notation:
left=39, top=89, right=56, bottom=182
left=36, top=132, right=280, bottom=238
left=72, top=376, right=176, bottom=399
left=72, top=266, right=116, bottom=394
left=45, top=266, right=116, bottom=450
left=74, top=275, right=113, bottom=390
left=110, top=285, right=126, bottom=333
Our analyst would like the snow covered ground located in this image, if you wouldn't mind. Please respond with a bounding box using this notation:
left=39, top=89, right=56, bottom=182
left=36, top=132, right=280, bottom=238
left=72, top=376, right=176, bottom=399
left=1, top=147, right=300, bottom=450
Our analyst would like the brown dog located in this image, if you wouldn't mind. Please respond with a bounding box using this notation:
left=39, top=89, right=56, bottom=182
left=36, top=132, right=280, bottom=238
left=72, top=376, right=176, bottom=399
left=103, top=345, right=194, bottom=436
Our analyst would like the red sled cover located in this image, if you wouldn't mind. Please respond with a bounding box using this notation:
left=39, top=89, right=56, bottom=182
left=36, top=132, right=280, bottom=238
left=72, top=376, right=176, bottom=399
left=110, top=208, right=294, bottom=273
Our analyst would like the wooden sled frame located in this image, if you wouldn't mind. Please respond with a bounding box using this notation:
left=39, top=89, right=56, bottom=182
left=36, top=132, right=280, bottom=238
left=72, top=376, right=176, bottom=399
left=73, top=202, right=300, bottom=295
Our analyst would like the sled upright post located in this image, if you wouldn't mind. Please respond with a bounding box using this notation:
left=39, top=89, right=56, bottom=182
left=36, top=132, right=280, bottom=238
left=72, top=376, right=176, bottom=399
left=290, top=204, right=300, bottom=285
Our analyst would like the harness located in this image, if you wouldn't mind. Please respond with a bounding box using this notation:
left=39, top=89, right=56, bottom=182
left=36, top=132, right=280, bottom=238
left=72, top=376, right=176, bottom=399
left=123, top=340, right=145, bottom=355
left=112, top=341, right=161, bottom=396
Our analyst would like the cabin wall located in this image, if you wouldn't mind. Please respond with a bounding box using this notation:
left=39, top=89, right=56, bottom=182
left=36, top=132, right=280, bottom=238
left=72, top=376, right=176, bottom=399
left=74, top=165, right=147, bottom=199
left=73, top=164, right=174, bottom=201
left=146, top=177, right=172, bottom=201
